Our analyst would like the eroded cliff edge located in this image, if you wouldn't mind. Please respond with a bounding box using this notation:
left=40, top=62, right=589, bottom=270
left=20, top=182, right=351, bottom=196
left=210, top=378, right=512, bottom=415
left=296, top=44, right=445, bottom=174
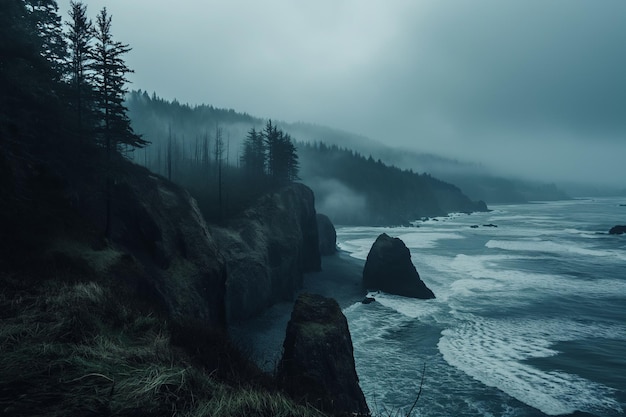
left=210, top=183, right=321, bottom=323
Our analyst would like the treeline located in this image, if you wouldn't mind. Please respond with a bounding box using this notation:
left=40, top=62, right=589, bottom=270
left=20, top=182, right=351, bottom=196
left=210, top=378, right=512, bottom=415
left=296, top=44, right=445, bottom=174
left=297, top=142, right=487, bottom=225
left=126, top=91, right=300, bottom=222
left=1, top=0, right=150, bottom=239
left=125, top=91, right=488, bottom=225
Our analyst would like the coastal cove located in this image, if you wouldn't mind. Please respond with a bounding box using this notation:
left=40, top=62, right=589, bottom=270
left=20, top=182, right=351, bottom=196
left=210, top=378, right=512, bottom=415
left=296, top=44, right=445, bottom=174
left=235, top=198, right=626, bottom=417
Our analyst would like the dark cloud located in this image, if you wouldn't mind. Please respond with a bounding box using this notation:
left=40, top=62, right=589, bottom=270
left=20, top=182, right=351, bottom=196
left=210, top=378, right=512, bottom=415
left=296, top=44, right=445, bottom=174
left=58, top=1, right=626, bottom=187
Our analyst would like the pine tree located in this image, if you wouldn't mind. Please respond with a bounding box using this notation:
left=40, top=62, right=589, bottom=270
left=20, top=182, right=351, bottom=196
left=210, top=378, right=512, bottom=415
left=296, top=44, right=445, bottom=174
left=263, top=120, right=279, bottom=178
left=240, top=127, right=265, bottom=178
left=65, top=1, right=94, bottom=136
left=90, top=7, right=147, bottom=156
left=24, top=0, right=67, bottom=81
left=261, top=120, right=299, bottom=183
left=90, top=7, right=147, bottom=238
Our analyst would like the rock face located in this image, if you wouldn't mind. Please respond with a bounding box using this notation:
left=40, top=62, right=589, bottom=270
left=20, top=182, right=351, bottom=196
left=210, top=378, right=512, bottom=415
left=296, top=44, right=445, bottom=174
left=363, top=233, right=435, bottom=299
left=110, top=167, right=227, bottom=328
left=277, top=293, right=369, bottom=416
left=609, top=225, right=626, bottom=235
left=316, top=213, right=337, bottom=256
left=211, top=183, right=321, bottom=323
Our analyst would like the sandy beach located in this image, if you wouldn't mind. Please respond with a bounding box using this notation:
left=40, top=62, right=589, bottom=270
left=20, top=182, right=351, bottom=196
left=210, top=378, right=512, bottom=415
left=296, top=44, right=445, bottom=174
left=229, top=251, right=366, bottom=372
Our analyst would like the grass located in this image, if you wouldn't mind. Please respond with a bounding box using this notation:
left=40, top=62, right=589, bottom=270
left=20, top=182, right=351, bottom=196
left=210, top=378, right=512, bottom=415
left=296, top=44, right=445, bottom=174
left=0, top=270, right=326, bottom=417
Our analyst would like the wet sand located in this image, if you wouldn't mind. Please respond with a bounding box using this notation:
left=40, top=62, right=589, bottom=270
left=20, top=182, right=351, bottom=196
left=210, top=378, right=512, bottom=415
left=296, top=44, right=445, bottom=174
left=228, top=251, right=366, bottom=372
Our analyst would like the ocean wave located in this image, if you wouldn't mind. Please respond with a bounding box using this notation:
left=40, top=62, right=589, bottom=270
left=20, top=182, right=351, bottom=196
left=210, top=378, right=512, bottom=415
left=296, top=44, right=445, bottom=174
left=438, top=316, right=624, bottom=415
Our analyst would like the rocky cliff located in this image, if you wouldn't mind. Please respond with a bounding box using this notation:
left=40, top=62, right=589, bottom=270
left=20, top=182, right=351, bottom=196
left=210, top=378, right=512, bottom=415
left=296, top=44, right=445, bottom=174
left=210, top=183, right=322, bottom=323
left=277, top=293, right=370, bottom=416
left=316, top=213, right=337, bottom=256
left=106, top=166, right=227, bottom=326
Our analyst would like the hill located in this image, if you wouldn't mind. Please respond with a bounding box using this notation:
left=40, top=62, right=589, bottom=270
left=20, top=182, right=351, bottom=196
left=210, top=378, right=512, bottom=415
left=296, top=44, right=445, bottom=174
left=127, top=91, right=487, bottom=225
left=127, top=91, right=569, bottom=205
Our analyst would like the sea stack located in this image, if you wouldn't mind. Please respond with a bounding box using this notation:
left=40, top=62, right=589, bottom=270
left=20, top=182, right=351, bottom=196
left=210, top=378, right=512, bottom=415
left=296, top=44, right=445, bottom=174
left=277, top=293, right=370, bottom=416
left=363, top=233, right=435, bottom=299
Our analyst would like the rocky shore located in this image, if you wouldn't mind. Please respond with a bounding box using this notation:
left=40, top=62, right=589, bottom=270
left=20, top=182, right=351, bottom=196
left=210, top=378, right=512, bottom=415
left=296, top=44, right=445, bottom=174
left=229, top=251, right=366, bottom=372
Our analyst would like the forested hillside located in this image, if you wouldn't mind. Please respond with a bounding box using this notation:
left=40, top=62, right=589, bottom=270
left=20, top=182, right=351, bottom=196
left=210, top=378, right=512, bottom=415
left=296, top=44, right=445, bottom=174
left=127, top=91, right=487, bottom=225
left=298, top=143, right=487, bottom=225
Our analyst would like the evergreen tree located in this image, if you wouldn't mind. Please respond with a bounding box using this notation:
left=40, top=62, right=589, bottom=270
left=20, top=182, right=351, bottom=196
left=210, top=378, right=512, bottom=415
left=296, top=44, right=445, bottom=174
left=240, top=127, right=265, bottom=178
left=90, top=7, right=146, bottom=238
left=65, top=0, right=94, bottom=136
left=261, top=120, right=299, bottom=183
left=262, top=120, right=279, bottom=178
left=282, top=132, right=300, bottom=181
left=24, top=0, right=67, bottom=81
left=90, top=7, right=147, bottom=156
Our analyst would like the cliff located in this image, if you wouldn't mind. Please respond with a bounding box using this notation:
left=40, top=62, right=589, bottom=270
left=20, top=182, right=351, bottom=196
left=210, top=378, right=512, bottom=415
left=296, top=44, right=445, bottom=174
left=317, top=213, right=337, bottom=256
left=107, top=165, right=228, bottom=326
left=210, top=182, right=322, bottom=323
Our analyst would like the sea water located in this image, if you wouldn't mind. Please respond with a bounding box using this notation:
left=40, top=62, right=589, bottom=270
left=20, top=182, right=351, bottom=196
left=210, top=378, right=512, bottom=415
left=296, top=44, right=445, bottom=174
left=339, top=198, right=626, bottom=417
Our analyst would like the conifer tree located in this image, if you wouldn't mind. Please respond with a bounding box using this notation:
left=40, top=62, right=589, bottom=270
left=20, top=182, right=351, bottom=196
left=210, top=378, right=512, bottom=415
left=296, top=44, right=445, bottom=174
left=24, top=0, right=67, bottom=80
left=90, top=7, right=146, bottom=238
left=240, top=127, right=265, bottom=178
left=65, top=1, right=94, bottom=135
left=90, top=7, right=147, bottom=156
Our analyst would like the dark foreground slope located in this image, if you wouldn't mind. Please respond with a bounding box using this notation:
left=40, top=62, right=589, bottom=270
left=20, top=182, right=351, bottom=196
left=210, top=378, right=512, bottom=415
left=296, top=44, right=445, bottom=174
left=0, top=148, right=329, bottom=416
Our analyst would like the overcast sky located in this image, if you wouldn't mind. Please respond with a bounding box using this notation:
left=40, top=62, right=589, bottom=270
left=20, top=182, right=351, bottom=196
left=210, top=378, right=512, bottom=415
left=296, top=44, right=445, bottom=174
left=58, top=1, right=626, bottom=187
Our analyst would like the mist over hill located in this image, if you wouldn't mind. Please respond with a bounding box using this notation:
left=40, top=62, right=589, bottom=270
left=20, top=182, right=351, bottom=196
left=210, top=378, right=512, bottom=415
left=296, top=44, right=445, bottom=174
left=126, top=91, right=576, bottom=205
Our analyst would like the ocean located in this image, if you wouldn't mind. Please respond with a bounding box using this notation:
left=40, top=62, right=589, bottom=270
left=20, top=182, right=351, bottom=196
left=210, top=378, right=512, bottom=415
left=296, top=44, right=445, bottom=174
left=339, top=198, right=626, bottom=417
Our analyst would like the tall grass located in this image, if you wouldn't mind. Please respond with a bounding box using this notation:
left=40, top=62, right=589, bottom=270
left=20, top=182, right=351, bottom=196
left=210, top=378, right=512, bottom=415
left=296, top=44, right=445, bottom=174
left=0, top=273, right=325, bottom=417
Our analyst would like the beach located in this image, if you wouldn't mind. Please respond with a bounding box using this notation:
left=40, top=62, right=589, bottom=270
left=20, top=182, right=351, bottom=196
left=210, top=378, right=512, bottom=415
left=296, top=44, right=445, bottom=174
left=229, top=251, right=366, bottom=372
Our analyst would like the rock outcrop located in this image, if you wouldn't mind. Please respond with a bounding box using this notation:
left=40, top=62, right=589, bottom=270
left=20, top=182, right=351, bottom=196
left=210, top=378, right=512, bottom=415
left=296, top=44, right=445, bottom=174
left=277, top=293, right=369, bottom=416
left=211, top=183, right=321, bottom=323
left=363, top=233, right=435, bottom=299
left=609, top=225, right=626, bottom=235
left=316, top=213, right=337, bottom=256
left=109, top=167, right=227, bottom=327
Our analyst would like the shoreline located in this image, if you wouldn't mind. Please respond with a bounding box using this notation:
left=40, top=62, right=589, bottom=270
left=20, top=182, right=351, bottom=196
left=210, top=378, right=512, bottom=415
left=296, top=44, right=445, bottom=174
left=229, top=250, right=366, bottom=372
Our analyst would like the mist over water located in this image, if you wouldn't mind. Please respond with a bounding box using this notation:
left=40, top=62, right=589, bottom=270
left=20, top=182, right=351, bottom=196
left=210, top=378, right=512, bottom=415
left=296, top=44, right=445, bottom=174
left=339, top=198, right=626, bottom=416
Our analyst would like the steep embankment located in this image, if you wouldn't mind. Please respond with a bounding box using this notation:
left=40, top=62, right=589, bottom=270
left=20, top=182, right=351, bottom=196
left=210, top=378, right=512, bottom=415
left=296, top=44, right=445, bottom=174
left=211, top=183, right=321, bottom=323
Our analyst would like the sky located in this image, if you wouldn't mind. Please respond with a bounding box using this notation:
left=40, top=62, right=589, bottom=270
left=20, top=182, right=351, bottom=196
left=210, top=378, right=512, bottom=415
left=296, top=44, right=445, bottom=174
left=58, top=1, right=626, bottom=187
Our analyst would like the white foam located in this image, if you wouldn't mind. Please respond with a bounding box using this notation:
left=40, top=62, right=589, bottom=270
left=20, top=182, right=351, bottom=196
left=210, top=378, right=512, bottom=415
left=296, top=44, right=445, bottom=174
left=398, top=231, right=465, bottom=249
left=366, top=291, right=442, bottom=320
left=438, top=316, right=624, bottom=415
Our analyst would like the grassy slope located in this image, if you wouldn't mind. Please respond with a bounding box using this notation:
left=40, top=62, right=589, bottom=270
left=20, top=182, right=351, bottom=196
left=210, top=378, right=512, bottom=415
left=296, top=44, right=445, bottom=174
left=0, top=238, right=326, bottom=417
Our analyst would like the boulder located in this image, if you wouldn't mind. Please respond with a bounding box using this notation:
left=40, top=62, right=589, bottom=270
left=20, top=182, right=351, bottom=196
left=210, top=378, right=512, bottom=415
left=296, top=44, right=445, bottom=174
left=316, top=213, right=337, bottom=256
left=277, top=293, right=369, bottom=416
left=363, top=233, right=435, bottom=299
left=211, top=183, right=322, bottom=323
left=609, top=225, right=626, bottom=235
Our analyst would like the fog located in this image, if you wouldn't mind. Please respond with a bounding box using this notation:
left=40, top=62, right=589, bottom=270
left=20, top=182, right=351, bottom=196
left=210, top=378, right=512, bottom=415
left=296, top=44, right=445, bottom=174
left=57, top=0, right=626, bottom=188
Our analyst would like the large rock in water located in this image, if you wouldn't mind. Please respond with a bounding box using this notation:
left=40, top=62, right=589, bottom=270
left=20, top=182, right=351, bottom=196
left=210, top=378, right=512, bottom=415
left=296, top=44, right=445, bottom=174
left=277, top=293, right=369, bottom=416
left=363, top=233, right=435, bottom=299
left=609, top=225, right=626, bottom=235
left=211, top=183, right=321, bottom=323
left=316, top=213, right=337, bottom=255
